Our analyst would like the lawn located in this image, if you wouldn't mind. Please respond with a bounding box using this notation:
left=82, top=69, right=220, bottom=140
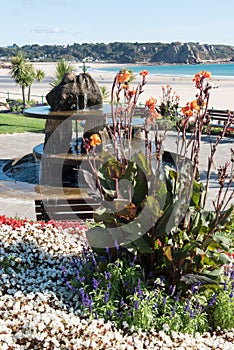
left=0, top=113, right=45, bottom=134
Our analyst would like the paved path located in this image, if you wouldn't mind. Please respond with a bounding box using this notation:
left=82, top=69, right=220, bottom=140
left=0, top=132, right=233, bottom=220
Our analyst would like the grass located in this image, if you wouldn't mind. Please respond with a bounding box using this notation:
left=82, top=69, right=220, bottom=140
left=0, top=113, right=45, bottom=134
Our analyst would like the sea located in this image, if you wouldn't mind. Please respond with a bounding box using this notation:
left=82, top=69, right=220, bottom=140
left=92, top=63, right=234, bottom=79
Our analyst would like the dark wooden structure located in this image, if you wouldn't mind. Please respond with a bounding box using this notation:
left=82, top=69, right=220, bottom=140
left=34, top=186, right=101, bottom=222
left=207, top=109, right=234, bottom=131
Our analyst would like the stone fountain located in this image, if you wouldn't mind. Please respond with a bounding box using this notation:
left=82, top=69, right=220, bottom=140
left=23, top=68, right=106, bottom=187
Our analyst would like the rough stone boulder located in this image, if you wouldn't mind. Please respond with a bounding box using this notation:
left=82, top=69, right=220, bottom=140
left=46, top=72, right=103, bottom=111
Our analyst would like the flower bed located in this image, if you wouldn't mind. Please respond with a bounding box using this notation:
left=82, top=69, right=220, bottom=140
left=0, top=216, right=233, bottom=349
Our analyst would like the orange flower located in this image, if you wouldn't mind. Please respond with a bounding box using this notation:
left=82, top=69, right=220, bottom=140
left=147, top=110, right=162, bottom=123
left=180, top=104, right=193, bottom=117
left=140, top=70, right=148, bottom=77
left=199, top=70, right=212, bottom=79
left=145, top=97, right=157, bottom=111
left=90, top=134, right=102, bottom=147
left=190, top=100, right=200, bottom=111
left=117, top=69, right=131, bottom=83
left=127, top=89, right=136, bottom=99
left=193, top=70, right=212, bottom=85
left=122, top=82, right=130, bottom=90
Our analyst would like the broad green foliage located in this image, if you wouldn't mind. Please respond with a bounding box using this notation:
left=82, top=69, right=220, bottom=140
left=86, top=69, right=234, bottom=293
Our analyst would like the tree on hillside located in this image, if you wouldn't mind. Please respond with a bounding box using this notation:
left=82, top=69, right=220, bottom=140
left=50, top=59, right=74, bottom=87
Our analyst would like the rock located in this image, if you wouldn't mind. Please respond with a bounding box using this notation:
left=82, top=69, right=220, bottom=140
left=46, top=72, right=103, bottom=111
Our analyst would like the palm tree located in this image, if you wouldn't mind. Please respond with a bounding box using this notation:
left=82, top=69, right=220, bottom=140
left=100, top=85, right=110, bottom=102
left=10, top=53, right=45, bottom=105
left=50, top=59, right=74, bottom=87
left=10, top=52, right=28, bottom=106
left=27, top=68, right=45, bottom=102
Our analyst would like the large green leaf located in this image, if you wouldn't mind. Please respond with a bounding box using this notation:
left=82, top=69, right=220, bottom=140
left=204, top=234, right=232, bottom=252
left=212, top=234, right=232, bottom=251
left=93, top=205, right=117, bottom=224
left=173, top=242, right=198, bottom=261
left=86, top=226, right=115, bottom=254
left=131, top=150, right=153, bottom=177
left=124, top=234, right=154, bottom=254
left=154, top=178, right=168, bottom=209
left=191, top=180, right=203, bottom=209
left=120, top=195, right=161, bottom=239
left=180, top=273, right=220, bottom=286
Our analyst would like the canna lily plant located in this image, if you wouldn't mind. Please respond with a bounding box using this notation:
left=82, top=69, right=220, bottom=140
left=84, top=69, right=234, bottom=292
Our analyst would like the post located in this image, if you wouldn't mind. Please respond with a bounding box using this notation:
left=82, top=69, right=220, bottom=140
left=79, top=61, right=91, bottom=74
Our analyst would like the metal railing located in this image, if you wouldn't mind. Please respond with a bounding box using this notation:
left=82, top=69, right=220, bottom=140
left=0, top=91, right=45, bottom=104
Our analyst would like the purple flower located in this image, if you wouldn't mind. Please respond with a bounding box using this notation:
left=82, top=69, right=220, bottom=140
left=120, top=298, right=125, bottom=307
left=169, top=285, right=176, bottom=297
left=104, top=292, right=109, bottom=303
left=115, top=240, right=120, bottom=251
left=86, top=295, right=93, bottom=312
left=190, top=309, right=194, bottom=318
left=91, top=252, right=97, bottom=267
left=61, top=266, right=67, bottom=276
left=223, top=281, right=228, bottom=291
left=66, top=281, right=74, bottom=291
left=184, top=299, right=190, bottom=313
left=130, top=255, right=138, bottom=267
left=76, top=271, right=85, bottom=283
left=93, top=277, right=99, bottom=290
left=105, top=271, right=111, bottom=280
left=137, top=278, right=143, bottom=296
left=174, top=293, right=180, bottom=302
left=209, top=293, right=217, bottom=307
left=79, top=288, right=85, bottom=303
left=171, top=306, right=175, bottom=317
left=134, top=300, right=139, bottom=311
left=105, top=246, right=112, bottom=260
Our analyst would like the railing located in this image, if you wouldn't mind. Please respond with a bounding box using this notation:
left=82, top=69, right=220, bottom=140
left=0, top=91, right=45, bottom=104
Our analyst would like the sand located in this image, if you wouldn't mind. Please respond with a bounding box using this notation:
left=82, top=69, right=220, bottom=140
left=0, top=61, right=234, bottom=110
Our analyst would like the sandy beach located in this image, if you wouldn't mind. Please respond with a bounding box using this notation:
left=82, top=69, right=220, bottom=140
left=1, top=61, right=234, bottom=110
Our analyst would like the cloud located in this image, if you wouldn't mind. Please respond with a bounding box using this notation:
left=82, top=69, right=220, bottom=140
left=32, top=27, right=66, bottom=35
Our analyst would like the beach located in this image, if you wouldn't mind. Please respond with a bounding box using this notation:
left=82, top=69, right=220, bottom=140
left=1, top=62, right=234, bottom=110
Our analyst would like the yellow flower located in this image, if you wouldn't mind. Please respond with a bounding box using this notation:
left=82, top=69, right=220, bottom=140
left=90, top=134, right=102, bottom=147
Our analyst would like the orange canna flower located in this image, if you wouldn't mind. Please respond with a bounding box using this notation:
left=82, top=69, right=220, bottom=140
left=190, top=100, right=200, bottom=111
left=140, top=70, right=148, bottom=77
left=199, top=70, right=212, bottom=79
left=90, top=134, right=102, bottom=147
left=180, top=104, right=193, bottom=117
left=193, top=70, right=212, bottom=85
left=145, top=97, right=157, bottom=111
left=122, top=82, right=130, bottom=90
left=117, top=69, right=131, bottom=83
left=127, top=89, right=137, bottom=99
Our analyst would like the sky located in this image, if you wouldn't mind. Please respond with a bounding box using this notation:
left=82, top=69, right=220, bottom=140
left=1, top=0, right=234, bottom=47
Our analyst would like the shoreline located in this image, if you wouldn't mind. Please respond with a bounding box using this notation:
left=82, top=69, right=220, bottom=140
left=1, top=62, right=234, bottom=110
